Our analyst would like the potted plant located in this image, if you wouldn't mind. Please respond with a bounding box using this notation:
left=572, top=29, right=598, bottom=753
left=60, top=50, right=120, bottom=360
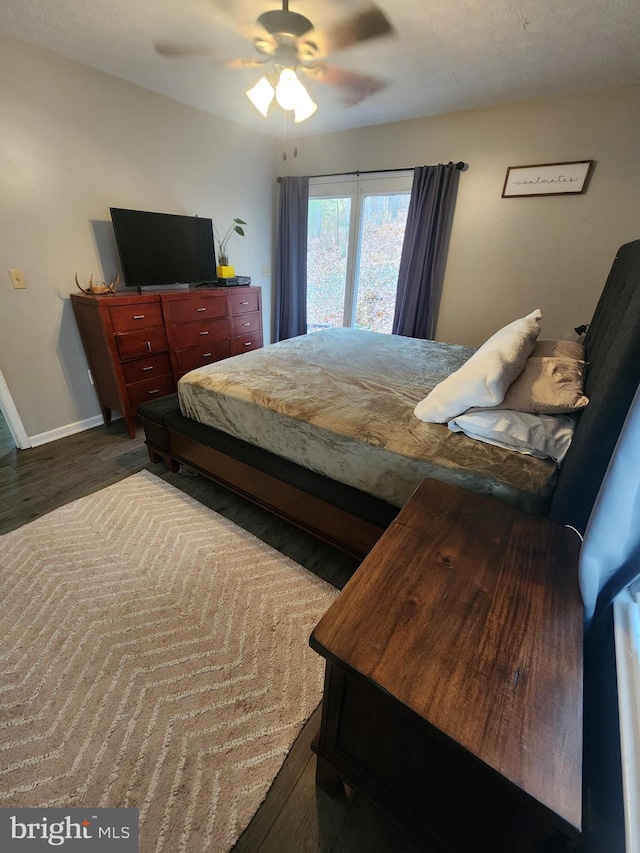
left=213, top=218, right=246, bottom=279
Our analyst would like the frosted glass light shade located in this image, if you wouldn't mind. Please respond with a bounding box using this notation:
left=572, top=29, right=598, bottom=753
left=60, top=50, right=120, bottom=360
left=294, top=88, right=318, bottom=123
left=275, top=68, right=317, bottom=122
left=247, top=69, right=317, bottom=123
left=275, top=68, right=302, bottom=110
left=246, top=77, right=275, bottom=117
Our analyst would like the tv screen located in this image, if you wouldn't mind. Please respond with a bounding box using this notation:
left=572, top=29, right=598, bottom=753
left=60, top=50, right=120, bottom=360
left=110, top=208, right=217, bottom=288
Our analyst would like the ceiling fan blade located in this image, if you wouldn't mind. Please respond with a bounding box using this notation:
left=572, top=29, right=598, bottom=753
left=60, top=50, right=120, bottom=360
left=320, top=4, right=394, bottom=55
left=253, top=35, right=279, bottom=57
left=305, top=64, right=388, bottom=106
left=155, top=42, right=218, bottom=59
left=155, top=42, right=266, bottom=69
left=226, top=57, right=271, bottom=69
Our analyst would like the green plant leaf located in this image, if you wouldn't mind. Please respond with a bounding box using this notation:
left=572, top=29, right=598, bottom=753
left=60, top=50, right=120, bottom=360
left=234, top=218, right=247, bottom=225
left=234, top=226, right=245, bottom=236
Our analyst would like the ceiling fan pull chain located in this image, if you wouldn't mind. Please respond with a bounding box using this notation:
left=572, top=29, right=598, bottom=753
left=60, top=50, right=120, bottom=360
left=282, top=108, right=287, bottom=160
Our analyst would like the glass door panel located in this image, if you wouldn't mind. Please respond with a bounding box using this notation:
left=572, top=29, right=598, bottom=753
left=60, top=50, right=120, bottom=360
left=307, top=196, right=352, bottom=332
left=354, top=193, right=410, bottom=334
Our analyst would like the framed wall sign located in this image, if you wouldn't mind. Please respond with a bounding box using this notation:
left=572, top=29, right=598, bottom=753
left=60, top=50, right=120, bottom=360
left=502, top=160, right=594, bottom=198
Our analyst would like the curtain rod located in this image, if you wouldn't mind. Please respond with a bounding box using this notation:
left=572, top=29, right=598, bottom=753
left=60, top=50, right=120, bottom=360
left=277, top=162, right=466, bottom=182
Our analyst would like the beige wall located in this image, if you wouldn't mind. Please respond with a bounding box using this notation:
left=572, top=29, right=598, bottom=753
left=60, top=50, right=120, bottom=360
left=0, top=33, right=274, bottom=440
left=282, top=85, right=640, bottom=346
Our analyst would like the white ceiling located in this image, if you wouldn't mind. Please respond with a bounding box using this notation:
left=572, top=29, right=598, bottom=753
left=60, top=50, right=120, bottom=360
left=2, top=0, right=640, bottom=137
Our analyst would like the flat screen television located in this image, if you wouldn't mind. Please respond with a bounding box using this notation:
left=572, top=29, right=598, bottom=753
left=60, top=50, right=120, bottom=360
left=110, top=207, right=217, bottom=288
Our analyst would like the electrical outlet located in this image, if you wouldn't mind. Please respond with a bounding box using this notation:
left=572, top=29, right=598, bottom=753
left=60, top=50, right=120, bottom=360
left=262, top=265, right=271, bottom=278
left=9, top=269, right=26, bottom=289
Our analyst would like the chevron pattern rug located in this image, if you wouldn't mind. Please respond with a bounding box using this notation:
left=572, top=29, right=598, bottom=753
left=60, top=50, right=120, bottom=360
left=0, top=471, right=337, bottom=851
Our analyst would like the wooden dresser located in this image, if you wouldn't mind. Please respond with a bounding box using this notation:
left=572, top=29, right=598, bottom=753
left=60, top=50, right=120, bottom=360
left=71, top=286, right=262, bottom=438
left=310, top=478, right=583, bottom=853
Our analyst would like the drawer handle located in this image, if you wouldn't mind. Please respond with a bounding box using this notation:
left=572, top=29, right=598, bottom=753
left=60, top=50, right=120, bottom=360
left=240, top=301, right=249, bottom=306
left=196, top=307, right=206, bottom=312
left=148, top=389, right=160, bottom=395
left=133, top=314, right=145, bottom=319
left=200, top=331, right=209, bottom=336
left=146, top=341, right=152, bottom=352
left=142, top=366, right=154, bottom=371
left=241, top=322, right=251, bottom=326
left=202, top=352, right=212, bottom=358
left=243, top=341, right=252, bottom=347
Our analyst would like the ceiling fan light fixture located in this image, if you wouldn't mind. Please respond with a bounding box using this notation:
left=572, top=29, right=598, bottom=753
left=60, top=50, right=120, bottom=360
left=246, top=76, right=275, bottom=117
left=273, top=67, right=317, bottom=122
left=293, top=89, right=318, bottom=123
left=274, top=67, right=303, bottom=110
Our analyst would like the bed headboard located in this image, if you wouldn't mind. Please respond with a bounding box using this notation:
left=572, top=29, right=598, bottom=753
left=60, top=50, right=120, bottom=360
left=549, top=239, right=640, bottom=532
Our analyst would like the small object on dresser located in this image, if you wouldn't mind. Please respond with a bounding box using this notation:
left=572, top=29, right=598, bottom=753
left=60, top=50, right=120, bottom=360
left=75, top=272, right=119, bottom=294
left=216, top=264, right=236, bottom=279
left=213, top=217, right=247, bottom=279
left=236, top=276, right=251, bottom=285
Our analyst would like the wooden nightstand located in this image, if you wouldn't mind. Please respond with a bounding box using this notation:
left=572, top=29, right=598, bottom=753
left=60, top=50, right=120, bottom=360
left=310, top=478, right=583, bottom=853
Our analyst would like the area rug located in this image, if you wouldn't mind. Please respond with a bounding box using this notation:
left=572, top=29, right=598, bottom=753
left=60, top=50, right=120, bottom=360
left=0, top=471, right=337, bottom=851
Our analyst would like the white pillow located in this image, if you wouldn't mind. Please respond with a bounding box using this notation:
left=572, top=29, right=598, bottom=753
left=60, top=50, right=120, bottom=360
left=414, top=310, right=543, bottom=424
left=448, top=409, right=576, bottom=466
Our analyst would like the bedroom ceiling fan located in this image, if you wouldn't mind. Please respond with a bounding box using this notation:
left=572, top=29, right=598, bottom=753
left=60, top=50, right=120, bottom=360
left=155, top=0, right=395, bottom=123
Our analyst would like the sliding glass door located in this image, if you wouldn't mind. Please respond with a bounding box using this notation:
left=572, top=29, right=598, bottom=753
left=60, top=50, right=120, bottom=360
left=307, top=192, right=353, bottom=331
left=307, top=175, right=412, bottom=334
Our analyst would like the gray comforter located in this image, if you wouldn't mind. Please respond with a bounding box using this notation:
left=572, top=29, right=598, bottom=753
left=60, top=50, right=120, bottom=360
left=178, top=328, right=557, bottom=512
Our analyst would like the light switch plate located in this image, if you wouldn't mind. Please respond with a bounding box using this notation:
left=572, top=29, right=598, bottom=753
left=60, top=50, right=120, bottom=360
left=9, top=269, right=26, bottom=289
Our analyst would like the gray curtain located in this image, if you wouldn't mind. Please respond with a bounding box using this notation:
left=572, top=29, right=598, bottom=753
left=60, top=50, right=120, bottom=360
left=275, top=176, right=309, bottom=341
left=392, top=163, right=460, bottom=339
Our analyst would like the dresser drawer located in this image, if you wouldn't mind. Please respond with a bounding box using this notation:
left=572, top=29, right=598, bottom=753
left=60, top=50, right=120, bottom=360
left=176, top=340, right=231, bottom=375
left=115, top=327, right=169, bottom=361
left=232, top=332, right=262, bottom=355
left=163, top=294, right=228, bottom=325
left=231, top=312, right=261, bottom=337
left=110, top=303, right=164, bottom=332
left=229, top=290, right=259, bottom=315
left=126, top=373, right=175, bottom=407
left=170, top=318, right=229, bottom=350
left=121, top=354, right=172, bottom=384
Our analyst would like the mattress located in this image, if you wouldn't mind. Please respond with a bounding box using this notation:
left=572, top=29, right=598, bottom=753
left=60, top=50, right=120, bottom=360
left=178, top=328, right=557, bottom=513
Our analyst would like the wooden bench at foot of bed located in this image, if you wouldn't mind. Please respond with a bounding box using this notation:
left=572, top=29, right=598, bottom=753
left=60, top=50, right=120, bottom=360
left=139, top=395, right=398, bottom=559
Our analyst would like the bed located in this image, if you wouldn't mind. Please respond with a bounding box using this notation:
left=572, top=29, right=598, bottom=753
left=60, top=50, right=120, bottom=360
left=139, top=239, right=640, bottom=558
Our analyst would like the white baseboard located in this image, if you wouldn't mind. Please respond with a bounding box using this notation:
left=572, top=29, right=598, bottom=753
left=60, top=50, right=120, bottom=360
left=29, top=414, right=112, bottom=448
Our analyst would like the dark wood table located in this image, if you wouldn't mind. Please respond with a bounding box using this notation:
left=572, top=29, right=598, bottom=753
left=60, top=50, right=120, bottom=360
left=310, top=478, right=583, bottom=852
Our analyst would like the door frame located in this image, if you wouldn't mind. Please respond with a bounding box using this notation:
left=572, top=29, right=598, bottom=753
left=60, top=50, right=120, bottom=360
left=0, top=369, right=30, bottom=449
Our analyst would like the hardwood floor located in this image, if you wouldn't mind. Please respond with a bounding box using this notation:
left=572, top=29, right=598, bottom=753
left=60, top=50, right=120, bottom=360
left=0, top=419, right=425, bottom=853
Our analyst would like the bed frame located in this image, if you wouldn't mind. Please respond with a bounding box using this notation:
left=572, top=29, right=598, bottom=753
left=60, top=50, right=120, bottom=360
left=139, top=239, right=640, bottom=559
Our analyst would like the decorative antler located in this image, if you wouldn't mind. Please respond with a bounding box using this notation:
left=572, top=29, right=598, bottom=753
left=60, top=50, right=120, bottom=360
left=75, top=273, right=119, bottom=294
